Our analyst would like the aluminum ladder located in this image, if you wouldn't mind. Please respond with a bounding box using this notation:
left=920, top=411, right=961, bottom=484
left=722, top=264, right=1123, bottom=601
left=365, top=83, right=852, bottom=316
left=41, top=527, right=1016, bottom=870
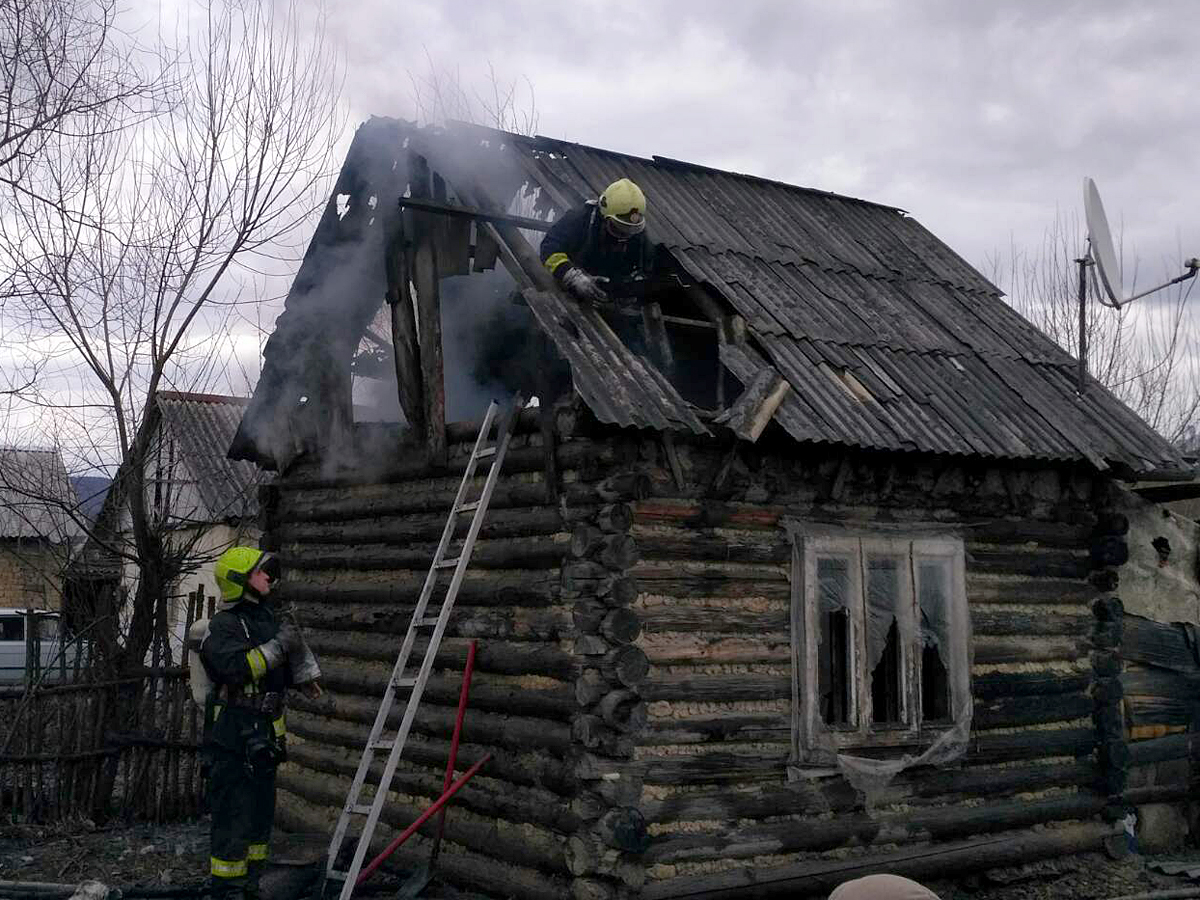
left=322, top=396, right=524, bottom=899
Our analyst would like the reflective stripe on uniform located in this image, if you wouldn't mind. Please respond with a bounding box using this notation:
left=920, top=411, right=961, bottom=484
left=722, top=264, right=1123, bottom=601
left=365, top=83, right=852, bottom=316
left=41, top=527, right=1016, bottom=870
left=272, top=714, right=286, bottom=738
left=248, top=843, right=268, bottom=862
left=544, top=252, right=570, bottom=274
left=246, top=648, right=267, bottom=680
left=213, top=703, right=223, bottom=721
left=211, top=856, right=248, bottom=878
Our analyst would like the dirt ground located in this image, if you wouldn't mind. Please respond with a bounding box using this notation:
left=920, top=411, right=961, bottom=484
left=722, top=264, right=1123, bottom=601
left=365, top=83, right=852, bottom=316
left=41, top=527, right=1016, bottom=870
left=0, top=819, right=1195, bottom=899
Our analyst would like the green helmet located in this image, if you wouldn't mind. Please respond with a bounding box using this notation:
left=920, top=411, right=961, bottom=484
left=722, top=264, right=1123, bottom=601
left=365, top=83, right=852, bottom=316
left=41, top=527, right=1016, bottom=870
left=214, top=546, right=276, bottom=603
left=598, top=178, right=646, bottom=239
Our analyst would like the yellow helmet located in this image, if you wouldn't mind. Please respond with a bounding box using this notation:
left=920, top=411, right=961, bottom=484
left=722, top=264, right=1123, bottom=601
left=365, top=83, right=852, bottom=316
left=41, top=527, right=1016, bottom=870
left=214, top=546, right=277, bottom=603
left=598, top=178, right=646, bottom=239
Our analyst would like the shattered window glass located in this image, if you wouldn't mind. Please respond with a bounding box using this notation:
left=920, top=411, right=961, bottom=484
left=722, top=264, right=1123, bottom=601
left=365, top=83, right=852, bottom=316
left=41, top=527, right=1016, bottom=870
left=866, top=555, right=904, bottom=725
left=817, top=556, right=853, bottom=726
left=917, top=559, right=952, bottom=722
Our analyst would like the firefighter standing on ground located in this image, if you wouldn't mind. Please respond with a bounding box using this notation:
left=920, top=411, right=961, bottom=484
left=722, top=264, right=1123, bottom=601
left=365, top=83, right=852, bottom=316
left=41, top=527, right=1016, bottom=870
left=539, top=177, right=649, bottom=302
left=201, top=547, right=303, bottom=900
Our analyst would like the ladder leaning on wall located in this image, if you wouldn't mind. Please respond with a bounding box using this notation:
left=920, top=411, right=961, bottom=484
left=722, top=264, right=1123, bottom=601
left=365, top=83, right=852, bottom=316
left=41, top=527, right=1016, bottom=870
left=320, top=395, right=525, bottom=900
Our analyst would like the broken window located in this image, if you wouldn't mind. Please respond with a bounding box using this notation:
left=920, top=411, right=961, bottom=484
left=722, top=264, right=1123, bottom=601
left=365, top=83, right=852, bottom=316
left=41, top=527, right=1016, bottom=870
left=816, top=556, right=854, bottom=726
left=790, top=531, right=970, bottom=767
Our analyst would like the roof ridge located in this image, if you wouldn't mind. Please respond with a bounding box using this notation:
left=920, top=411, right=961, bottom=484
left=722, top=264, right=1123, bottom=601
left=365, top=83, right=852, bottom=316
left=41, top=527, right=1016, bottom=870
left=157, top=390, right=250, bottom=406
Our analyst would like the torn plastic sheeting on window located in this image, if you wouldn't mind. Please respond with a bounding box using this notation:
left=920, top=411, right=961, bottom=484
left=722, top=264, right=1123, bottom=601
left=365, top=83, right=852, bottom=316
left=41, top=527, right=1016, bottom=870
left=865, top=555, right=908, bottom=674
left=918, top=559, right=952, bottom=653
left=836, top=695, right=973, bottom=810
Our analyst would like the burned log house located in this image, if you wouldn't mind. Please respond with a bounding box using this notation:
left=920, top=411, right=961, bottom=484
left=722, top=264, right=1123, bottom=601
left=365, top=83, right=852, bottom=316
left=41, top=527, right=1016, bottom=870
left=229, top=118, right=1197, bottom=899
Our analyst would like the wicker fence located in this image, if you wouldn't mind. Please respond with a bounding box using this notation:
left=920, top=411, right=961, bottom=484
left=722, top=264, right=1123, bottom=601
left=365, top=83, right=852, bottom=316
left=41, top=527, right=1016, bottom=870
left=0, top=590, right=215, bottom=823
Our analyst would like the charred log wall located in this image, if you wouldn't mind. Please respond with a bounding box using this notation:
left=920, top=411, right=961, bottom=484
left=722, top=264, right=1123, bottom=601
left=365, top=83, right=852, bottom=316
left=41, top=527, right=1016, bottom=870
left=593, top=430, right=1122, bottom=899
left=264, top=413, right=616, bottom=900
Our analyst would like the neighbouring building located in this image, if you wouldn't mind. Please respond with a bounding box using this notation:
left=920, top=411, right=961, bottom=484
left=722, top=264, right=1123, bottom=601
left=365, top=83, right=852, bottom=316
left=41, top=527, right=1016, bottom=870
left=229, top=118, right=1199, bottom=899
left=0, top=448, right=81, bottom=611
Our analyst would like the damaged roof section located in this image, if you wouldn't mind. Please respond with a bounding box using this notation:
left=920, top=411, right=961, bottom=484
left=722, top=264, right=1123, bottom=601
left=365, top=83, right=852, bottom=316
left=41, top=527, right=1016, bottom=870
left=230, top=118, right=1191, bottom=479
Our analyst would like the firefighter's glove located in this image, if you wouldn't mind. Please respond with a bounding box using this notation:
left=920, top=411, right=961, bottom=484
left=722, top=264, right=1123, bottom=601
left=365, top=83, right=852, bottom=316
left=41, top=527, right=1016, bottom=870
left=276, top=620, right=304, bottom=655
left=256, top=638, right=287, bottom=671
left=561, top=267, right=609, bottom=302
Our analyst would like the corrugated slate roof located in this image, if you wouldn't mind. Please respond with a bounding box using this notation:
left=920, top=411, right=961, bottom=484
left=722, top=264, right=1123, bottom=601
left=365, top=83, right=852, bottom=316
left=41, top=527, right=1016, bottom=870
left=0, top=449, right=80, bottom=540
left=157, top=392, right=264, bottom=521
left=234, top=118, right=1189, bottom=477
left=490, top=129, right=1187, bottom=476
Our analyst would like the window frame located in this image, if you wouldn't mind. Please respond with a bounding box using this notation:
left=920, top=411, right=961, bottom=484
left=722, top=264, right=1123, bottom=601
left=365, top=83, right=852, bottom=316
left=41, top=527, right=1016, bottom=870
left=789, top=528, right=969, bottom=770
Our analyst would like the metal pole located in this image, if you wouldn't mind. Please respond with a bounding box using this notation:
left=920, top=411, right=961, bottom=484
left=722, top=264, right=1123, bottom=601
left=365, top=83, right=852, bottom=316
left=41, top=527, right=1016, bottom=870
left=429, top=639, right=477, bottom=868
left=1076, top=255, right=1090, bottom=395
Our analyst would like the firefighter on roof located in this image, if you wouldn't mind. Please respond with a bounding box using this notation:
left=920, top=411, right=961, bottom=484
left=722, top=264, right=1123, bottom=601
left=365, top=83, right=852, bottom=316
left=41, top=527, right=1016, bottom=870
left=199, top=547, right=301, bottom=900
left=539, top=177, right=649, bottom=302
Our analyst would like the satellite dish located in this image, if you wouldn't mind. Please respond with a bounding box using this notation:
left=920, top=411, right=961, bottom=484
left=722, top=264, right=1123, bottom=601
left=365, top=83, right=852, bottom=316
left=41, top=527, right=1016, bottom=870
left=1083, top=177, right=1123, bottom=307
left=1082, top=176, right=1199, bottom=310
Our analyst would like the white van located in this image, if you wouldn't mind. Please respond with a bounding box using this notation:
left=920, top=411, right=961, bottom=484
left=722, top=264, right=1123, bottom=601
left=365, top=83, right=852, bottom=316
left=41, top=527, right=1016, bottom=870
left=0, top=609, right=71, bottom=684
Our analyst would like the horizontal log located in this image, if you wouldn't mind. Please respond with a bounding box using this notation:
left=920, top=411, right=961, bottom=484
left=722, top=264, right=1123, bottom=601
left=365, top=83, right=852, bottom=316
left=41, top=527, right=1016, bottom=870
left=639, top=633, right=791, bottom=666
left=965, top=575, right=1096, bottom=606
left=302, top=631, right=580, bottom=679
left=972, top=611, right=1089, bottom=637
left=274, top=505, right=574, bottom=546
left=602, top=645, right=650, bottom=687
left=597, top=503, right=633, bottom=533
left=294, top=601, right=570, bottom=642
left=285, top=741, right=580, bottom=833
left=644, top=791, right=1105, bottom=865
left=632, top=526, right=790, bottom=565
left=641, top=713, right=788, bottom=746
left=279, top=569, right=559, bottom=608
left=973, top=691, right=1093, bottom=730
left=276, top=534, right=569, bottom=571
left=572, top=715, right=633, bottom=757
left=275, top=767, right=571, bottom=880
left=289, top=688, right=572, bottom=754
left=576, top=669, right=609, bottom=706
left=972, top=671, right=1091, bottom=701
left=641, top=752, right=790, bottom=786
left=286, top=708, right=576, bottom=795
left=971, top=636, right=1084, bottom=665
left=640, top=821, right=1114, bottom=899
left=640, top=607, right=788, bottom=634
left=966, top=547, right=1090, bottom=579
left=640, top=674, right=792, bottom=704
left=598, top=690, right=648, bottom=732
left=969, top=726, right=1095, bottom=764
left=1122, top=615, right=1200, bottom=674
left=314, top=664, right=576, bottom=720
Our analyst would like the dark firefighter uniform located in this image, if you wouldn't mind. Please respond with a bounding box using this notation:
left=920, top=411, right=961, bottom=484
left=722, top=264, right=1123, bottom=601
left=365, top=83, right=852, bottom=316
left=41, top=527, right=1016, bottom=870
left=539, top=178, right=650, bottom=301
left=201, top=548, right=292, bottom=900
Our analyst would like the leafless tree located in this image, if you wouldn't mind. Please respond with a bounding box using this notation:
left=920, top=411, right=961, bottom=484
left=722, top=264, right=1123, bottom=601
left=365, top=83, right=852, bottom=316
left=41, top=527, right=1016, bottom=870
left=408, top=52, right=539, bottom=135
left=0, top=0, right=154, bottom=217
left=0, top=0, right=343, bottom=680
left=988, top=211, right=1200, bottom=447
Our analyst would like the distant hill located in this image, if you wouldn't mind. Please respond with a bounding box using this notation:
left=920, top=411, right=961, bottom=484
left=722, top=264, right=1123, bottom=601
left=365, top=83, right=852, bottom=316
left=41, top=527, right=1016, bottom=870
left=70, top=476, right=111, bottom=522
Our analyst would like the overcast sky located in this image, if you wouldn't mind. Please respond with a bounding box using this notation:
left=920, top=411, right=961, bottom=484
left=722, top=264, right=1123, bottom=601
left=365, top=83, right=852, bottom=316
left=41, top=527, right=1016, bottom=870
left=330, top=0, right=1198, bottom=286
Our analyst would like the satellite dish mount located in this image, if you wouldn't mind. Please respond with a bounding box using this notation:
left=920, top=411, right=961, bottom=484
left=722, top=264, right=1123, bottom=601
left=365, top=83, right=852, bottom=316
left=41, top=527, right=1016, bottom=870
left=1077, top=177, right=1199, bottom=394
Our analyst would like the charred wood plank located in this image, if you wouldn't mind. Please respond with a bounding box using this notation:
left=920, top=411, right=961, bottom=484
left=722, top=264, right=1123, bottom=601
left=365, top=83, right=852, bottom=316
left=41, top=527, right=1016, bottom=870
left=412, top=232, right=447, bottom=465
left=971, top=636, right=1084, bottom=665
left=1122, top=615, right=1200, bottom=673
left=971, top=610, right=1090, bottom=637
left=385, top=220, right=423, bottom=428
left=714, top=366, right=791, bottom=443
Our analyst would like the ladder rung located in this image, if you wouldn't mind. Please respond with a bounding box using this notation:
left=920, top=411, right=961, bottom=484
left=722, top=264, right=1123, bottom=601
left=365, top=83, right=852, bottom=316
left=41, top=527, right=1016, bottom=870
left=476, top=446, right=497, bottom=459
left=457, top=501, right=480, bottom=513
left=393, top=676, right=416, bottom=688
left=436, top=557, right=460, bottom=569
left=326, top=871, right=348, bottom=881
left=349, top=804, right=374, bottom=815
left=416, top=616, right=440, bottom=627
left=369, top=740, right=394, bottom=751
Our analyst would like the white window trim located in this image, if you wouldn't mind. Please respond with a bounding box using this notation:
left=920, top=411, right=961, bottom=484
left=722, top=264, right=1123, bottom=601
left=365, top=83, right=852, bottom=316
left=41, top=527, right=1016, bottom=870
left=789, top=527, right=969, bottom=769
